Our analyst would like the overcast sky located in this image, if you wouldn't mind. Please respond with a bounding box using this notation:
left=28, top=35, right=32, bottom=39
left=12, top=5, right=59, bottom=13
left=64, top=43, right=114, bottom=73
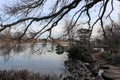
left=0, top=0, right=120, bottom=38
left=0, top=0, right=120, bottom=20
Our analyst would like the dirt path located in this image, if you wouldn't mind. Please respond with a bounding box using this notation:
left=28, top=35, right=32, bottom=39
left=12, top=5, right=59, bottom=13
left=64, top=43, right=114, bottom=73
left=92, top=53, right=120, bottom=80
left=102, top=65, right=120, bottom=80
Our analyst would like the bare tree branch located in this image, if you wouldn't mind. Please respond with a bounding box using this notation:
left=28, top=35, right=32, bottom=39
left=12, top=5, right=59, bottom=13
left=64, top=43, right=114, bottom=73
left=0, top=0, right=118, bottom=41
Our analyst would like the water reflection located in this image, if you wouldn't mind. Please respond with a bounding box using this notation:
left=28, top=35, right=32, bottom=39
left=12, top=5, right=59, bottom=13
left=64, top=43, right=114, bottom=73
left=0, top=43, right=26, bottom=61
left=0, top=43, right=67, bottom=75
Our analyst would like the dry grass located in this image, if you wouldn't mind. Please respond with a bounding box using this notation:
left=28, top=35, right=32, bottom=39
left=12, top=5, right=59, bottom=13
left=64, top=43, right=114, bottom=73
left=0, top=70, right=59, bottom=80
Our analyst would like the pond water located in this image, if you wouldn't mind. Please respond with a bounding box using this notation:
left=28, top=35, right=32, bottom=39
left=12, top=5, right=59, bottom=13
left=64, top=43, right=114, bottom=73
left=0, top=43, right=67, bottom=75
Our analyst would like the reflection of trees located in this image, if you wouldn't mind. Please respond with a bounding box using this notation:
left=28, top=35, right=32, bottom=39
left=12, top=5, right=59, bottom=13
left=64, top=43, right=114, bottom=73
left=0, top=42, right=56, bottom=61
left=13, top=44, right=26, bottom=53
left=0, top=43, right=26, bottom=61
left=0, top=42, right=14, bottom=61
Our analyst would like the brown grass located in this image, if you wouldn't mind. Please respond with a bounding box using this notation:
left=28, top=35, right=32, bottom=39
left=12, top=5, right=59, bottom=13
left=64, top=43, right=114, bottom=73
left=0, top=70, right=59, bottom=80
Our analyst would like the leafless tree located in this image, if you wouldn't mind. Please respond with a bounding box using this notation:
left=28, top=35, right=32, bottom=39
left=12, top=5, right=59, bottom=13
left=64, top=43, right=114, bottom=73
left=0, top=0, right=118, bottom=41
left=97, top=21, right=120, bottom=53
